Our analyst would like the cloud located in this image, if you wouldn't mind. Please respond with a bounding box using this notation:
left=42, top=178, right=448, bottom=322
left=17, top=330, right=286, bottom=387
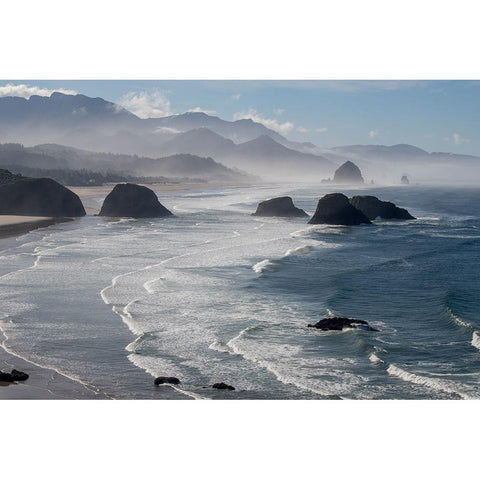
left=187, top=106, right=217, bottom=115
left=154, top=126, right=181, bottom=135
left=446, top=133, right=470, bottom=145
left=369, top=129, right=379, bottom=138
left=0, top=83, right=77, bottom=99
left=117, top=90, right=174, bottom=118
left=315, top=127, right=328, bottom=133
left=273, top=108, right=284, bottom=116
left=296, top=126, right=310, bottom=133
left=231, top=93, right=242, bottom=100
left=233, top=108, right=294, bottom=135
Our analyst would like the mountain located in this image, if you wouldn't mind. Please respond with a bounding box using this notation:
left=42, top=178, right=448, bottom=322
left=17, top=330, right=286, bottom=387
left=0, top=143, right=256, bottom=183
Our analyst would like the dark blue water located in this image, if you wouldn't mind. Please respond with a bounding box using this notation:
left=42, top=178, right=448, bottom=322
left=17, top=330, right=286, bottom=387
left=0, top=184, right=479, bottom=399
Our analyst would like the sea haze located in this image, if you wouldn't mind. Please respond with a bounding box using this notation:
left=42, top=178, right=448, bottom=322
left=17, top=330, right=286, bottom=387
left=1, top=183, right=479, bottom=399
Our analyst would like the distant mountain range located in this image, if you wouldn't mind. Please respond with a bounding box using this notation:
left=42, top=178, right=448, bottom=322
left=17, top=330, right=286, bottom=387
left=0, top=92, right=479, bottom=183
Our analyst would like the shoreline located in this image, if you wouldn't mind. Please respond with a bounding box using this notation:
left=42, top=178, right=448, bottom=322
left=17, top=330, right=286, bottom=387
left=0, top=216, right=74, bottom=239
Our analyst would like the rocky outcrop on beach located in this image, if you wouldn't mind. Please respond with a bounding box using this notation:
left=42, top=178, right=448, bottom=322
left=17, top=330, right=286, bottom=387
left=308, top=193, right=371, bottom=225
left=99, top=183, right=173, bottom=218
left=212, top=382, right=235, bottom=391
left=333, top=161, right=364, bottom=184
left=308, top=317, right=378, bottom=332
left=350, top=195, right=415, bottom=220
left=154, top=376, right=180, bottom=385
left=252, top=196, right=308, bottom=217
left=0, top=170, right=86, bottom=217
left=0, top=369, right=29, bottom=382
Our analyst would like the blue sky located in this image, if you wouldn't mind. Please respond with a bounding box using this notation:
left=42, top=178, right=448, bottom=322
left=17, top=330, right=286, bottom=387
left=1, top=80, right=479, bottom=155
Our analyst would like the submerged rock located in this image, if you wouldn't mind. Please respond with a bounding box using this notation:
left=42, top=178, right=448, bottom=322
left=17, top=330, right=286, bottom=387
left=252, top=196, right=308, bottom=218
left=99, top=183, right=173, bottom=218
left=212, top=382, right=235, bottom=391
left=154, top=376, right=180, bottom=385
left=0, top=369, right=29, bottom=382
left=308, top=193, right=371, bottom=225
left=308, top=317, right=378, bottom=332
left=350, top=195, right=415, bottom=220
left=0, top=170, right=85, bottom=217
left=333, top=161, right=364, bottom=184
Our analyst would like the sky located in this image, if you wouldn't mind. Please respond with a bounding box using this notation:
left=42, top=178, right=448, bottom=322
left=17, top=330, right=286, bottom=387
left=0, top=80, right=479, bottom=155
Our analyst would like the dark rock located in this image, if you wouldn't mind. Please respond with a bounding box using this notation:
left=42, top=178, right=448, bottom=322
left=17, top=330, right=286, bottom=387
left=401, top=175, right=410, bottom=185
left=154, top=376, right=180, bottom=385
left=308, top=317, right=378, bottom=332
left=350, top=195, right=415, bottom=220
left=308, top=193, right=371, bottom=225
left=333, top=161, right=364, bottom=184
left=99, top=183, right=173, bottom=218
left=0, top=372, right=14, bottom=382
left=252, top=196, right=308, bottom=217
left=0, top=170, right=85, bottom=217
left=212, top=382, right=235, bottom=391
left=10, top=369, right=29, bottom=381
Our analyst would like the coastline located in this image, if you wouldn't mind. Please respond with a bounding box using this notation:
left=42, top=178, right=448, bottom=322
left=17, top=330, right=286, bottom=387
left=0, top=216, right=74, bottom=239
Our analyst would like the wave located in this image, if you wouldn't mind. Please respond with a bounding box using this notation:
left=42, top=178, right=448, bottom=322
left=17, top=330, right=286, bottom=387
left=386, top=364, right=477, bottom=400
left=252, top=259, right=283, bottom=274
left=368, top=353, right=384, bottom=364
left=284, top=245, right=314, bottom=256
left=471, top=332, right=480, bottom=352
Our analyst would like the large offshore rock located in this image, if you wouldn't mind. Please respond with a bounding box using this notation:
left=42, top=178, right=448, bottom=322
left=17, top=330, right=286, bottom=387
left=99, top=183, right=173, bottom=218
left=308, top=193, right=371, bottom=225
left=333, top=161, right=364, bottom=184
left=252, top=196, right=308, bottom=217
left=350, top=195, right=415, bottom=220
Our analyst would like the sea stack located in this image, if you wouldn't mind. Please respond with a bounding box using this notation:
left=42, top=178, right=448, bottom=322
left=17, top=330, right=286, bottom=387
left=308, top=193, right=371, bottom=225
left=252, top=196, right=308, bottom=217
left=350, top=195, right=415, bottom=220
left=333, top=161, right=364, bottom=184
left=401, top=175, right=410, bottom=185
left=0, top=170, right=86, bottom=217
left=99, top=183, right=173, bottom=218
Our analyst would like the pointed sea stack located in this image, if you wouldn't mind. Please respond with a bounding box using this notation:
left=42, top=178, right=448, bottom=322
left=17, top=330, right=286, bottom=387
left=333, top=161, right=364, bottom=184
left=401, top=175, right=410, bottom=185
left=252, top=196, right=308, bottom=217
left=99, top=183, right=173, bottom=218
left=0, top=170, right=85, bottom=217
left=308, top=193, right=371, bottom=225
left=350, top=195, right=415, bottom=220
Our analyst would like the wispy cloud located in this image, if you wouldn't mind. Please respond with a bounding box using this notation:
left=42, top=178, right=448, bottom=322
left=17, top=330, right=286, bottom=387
left=117, top=90, right=174, bottom=118
left=369, top=129, right=379, bottom=138
left=445, top=133, right=470, bottom=145
left=233, top=108, right=294, bottom=135
left=187, top=106, right=217, bottom=115
left=273, top=108, right=284, bottom=116
left=231, top=93, right=242, bottom=100
left=0, top=83, right=77, bottom=99
left=315, top=127, right=328, bottom=133
left=296, top=126, right=310, bottom=133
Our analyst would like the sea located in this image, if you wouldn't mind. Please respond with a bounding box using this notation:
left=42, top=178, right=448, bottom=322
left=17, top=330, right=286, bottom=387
left=0, top=183, right=479, bottom=399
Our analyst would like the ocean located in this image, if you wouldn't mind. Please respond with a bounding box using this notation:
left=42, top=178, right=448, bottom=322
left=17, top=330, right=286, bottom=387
left=0, top=183, right=479, bottom=399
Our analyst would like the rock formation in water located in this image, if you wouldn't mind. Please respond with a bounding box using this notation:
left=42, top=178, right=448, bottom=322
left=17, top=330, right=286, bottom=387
left=350, top=195, right=415, bottom=220
left=0, top=169, right=86, bottom=217
left=252, top=196, right=308, bottom=217
left=401, top=175, right=410, bottom=185
left=0, top=369, right=29, bottom=382
left=99, top=183, right=173, bottom=218
left=212, top=382, right=235, bottom=391
left=332, top=161, right=364, bottom=184
left=308, top=193, right=371, bottom=225
left=307, top=317, right=378, bottom=331
left=154, top=376, right=180, bottom=385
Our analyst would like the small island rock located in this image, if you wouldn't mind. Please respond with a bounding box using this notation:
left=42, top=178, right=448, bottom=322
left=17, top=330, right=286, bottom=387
left=401, top=175, right=410, bottom=185
left=350, top=195, right=415, bottom=220
left=99, top=183, right=173, bottom=218
left=308, top=317, right=378, bottom=332
left=252, top=196, right=308, bottom=217
left=308, top=193, right=371, bottom=225
left=154, top=376, right=180, bottom=385
left=212, top=382, right=235, bottom=391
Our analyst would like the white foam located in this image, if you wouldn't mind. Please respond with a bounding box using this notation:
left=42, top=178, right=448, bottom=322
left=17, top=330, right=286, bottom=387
left=387, top=364, right=477, bottom=400
left=368, top=353, right=384, bottom=364
left=471, top=331, right=480, bottom=352
left=285, top=245, right=313, bottom=256
left=252, top=259, right=281, bottom=274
